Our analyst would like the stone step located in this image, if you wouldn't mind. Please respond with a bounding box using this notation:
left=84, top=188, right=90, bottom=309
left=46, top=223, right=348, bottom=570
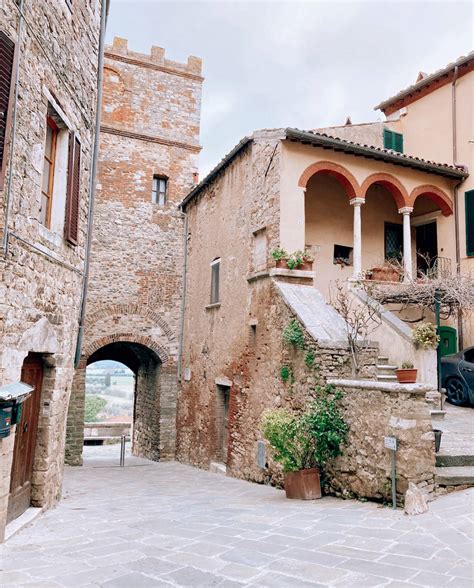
left=377, top=356, right=390, bottom=365
left=209, top=461, right=227, bottom=475
left=376, top=364, right=398, bottom=371
left=436, top=454, right=474, bottom=467
left=435, top=466, right=474, bottom=486
left=430, top=410, right=446, bottom=421
left=377, top=374, right=398, bottom=381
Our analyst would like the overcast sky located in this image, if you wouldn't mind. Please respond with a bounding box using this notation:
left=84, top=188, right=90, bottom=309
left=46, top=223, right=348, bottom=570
left=106, top=0, right=473, bottom=175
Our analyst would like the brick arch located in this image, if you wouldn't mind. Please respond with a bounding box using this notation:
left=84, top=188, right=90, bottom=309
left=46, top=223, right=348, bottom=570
left=360, top=173, right=409, bottom=210
left=298, top=161, right=361, bottom=198
left=80, top=333, right=170, bottom=367
left=409, top=184, right=454, bottom=217
left=86, top=304, right=175, bottom=341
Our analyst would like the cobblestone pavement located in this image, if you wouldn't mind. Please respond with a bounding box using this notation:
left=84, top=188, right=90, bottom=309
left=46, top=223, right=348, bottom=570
left=1, top=447, right=473, bottom=587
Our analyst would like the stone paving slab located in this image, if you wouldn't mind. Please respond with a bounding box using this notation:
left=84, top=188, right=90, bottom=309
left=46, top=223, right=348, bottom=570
left=0, top=451, right=473, bottom=587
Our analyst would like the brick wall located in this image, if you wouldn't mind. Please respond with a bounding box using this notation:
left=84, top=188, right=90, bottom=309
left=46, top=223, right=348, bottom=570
left=65, top=38, right=203, bottom=465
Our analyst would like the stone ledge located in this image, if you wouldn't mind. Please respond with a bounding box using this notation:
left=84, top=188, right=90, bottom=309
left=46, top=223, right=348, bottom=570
left=328, top=378, right=433, bottom=394
left=269, top=268, right=315, bottom=279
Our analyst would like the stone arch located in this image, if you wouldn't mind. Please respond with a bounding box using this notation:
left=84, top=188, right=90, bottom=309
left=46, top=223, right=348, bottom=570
left=80, top=333, right=170, bottom=368
left=409, top=184, right=453, bottom=216
left=360, top=172, right=409, bottom=210
left=298, top=161, right=360, bottom=198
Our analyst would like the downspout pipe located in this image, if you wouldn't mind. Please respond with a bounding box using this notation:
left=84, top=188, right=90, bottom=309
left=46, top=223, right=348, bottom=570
left=451, top=65, right=466, bottom=349
left=74, top=0, right=110, bottom=368
left=177, top=207, right=189, bottom=381
left=2, top=0, right=25, bottom=255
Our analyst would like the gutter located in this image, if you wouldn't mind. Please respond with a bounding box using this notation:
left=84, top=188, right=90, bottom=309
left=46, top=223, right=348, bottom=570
left=74, top=0, right=110, bottom=368
left=177, top=210, right=188, bottom=381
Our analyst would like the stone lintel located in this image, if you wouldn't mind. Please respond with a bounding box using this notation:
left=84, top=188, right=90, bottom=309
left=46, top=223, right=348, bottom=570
left=215, top=376, right=232, bottom=387
left=328, top=378, right=433, bottom=394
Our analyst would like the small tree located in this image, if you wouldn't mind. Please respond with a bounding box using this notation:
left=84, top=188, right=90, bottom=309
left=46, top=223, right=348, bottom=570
left=84, top=395, right=107, bottom=423
left=330, top=280, right=381, bottom=375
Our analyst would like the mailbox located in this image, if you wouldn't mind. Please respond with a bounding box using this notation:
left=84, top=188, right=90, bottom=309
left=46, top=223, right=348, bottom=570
left=0, top=382, right=34, bottom=438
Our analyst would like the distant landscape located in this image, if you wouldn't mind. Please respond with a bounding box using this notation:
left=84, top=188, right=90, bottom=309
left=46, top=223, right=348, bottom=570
left=85, top=360, right=134, bottom=422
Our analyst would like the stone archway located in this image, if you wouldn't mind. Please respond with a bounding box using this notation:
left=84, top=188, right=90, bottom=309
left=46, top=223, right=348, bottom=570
left=65, top=336, right=177, bottom=466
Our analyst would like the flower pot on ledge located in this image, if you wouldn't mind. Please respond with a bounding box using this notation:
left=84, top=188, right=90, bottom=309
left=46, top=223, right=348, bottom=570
left=395, top=369, right=418, bottom=384
left=368, top=267, right=400, bottom=282
left=284, top=467, right=322, bottom=500
left=275, top=260, right=313, bottom=271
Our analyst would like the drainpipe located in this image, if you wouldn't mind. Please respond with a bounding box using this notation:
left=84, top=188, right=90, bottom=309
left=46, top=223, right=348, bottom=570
left=451, top=65, right=466, bottom=349
left=177, top=208, right=189, bottom=381
left=74, top=0, right=110, bottom=367
left=2, top=0, right=25, bottom=256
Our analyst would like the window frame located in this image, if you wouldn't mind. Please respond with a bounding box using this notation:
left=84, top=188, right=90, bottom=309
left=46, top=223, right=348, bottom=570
left=383, top=128, right=404, bottom=153
left=384, top=221, right=404, bottom=261
left=41, top=116, right=59, bottom=229
left=210, top=258, right=221, bottom=305
left=152, top=175, right=168, bottom=207
left=466, top=190, right=474, bottom=257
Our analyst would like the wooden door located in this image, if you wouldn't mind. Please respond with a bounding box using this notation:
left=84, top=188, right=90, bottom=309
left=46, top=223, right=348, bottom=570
left=7, top=355, right=43, bottom=524
left=222, top=389, right=230, bottom=464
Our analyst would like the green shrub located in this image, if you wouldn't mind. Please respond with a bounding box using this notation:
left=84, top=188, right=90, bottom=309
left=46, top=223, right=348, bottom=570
left=262, top=385, right=348, bottom=472
left=412, top=322, right=439, bottom=350
left=283, top=320, right=305, bottom=350
left=84, top=395, right=107, bottom=423
left=280, top=365, right=292, bottom=382
left=271, top=247, right=288, bottom=262
left=305, top=350, right=315, bottom=368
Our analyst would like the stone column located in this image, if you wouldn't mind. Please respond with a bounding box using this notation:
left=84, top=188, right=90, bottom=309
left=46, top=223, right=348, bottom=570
left=399, top=206, right=414, bottom=281
left=350, top=198, right=365, bottom=279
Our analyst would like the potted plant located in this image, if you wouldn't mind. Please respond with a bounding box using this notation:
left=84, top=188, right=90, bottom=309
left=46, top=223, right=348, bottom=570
left=262, top=386, right=348, bottom=500
left=368, top=265, right=400, bottom=282
left=271, top=247, right=289, bottom=268
left=395, top=361, right=418, bottom=384
left=412, top=322, right=440, bottom=350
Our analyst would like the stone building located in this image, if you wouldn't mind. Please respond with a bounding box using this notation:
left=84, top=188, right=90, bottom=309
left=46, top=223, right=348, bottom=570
left=177, top=119, right=467, bottom=500
left=65, top=38, right=203, bottom=465
left=0, top=0, right=104, bottom=539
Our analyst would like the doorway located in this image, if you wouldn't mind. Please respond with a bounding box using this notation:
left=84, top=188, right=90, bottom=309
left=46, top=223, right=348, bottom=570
left=416, top=222, right=438, bottom=275
left=216, top=384, right=230, bottom=464
left=7, top=355, right=43, bottom=524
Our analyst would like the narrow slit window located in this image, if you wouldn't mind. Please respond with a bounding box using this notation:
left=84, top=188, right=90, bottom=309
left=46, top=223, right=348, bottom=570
left=210, top=258, right=220, bottom=304
left=152, top=176, right=167, bottom=206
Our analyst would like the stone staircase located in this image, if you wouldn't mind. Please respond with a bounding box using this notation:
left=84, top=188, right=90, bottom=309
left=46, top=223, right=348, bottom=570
left=376, top=356, right=398, bottom=382
left=433, top=403, right=474, bottom=489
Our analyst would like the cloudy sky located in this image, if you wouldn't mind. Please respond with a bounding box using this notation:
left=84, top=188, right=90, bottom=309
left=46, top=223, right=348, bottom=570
left=106, top=0, right=473, bottom=175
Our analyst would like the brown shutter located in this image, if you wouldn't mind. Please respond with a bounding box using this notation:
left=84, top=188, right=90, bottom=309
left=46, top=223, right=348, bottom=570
left=65, top=132, right=81, bottom=245
left=0, top=31, right=15, bottom=179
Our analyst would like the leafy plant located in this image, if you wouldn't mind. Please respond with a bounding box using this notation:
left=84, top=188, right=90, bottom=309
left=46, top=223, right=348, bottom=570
left=305, top=350, right=315, bottom=368
left=271, top=247, right=288, bottom=262
left=283, top=319, right=305, bottom=350
left=400, top=360, right=414, bottom=369
left=262, top=386, right=348, bottom=472
left=280, top=365, right=292, bottom=382
left=412, top=322, right=439, bottom=350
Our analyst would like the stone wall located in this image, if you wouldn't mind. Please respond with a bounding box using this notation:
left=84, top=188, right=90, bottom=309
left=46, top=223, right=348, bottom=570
left=325, top=380, right=436, bottom=503
left=65, top=38, right=203, bottom=465
left=0, top=0, right=101, bottom=539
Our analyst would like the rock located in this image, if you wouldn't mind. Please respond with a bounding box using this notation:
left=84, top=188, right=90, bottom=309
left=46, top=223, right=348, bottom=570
left=404, top=482, right=429, bottom=515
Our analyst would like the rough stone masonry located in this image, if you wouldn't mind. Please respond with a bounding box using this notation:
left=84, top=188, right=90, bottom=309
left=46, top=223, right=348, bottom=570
left=65, top=38, right=203, bottom=466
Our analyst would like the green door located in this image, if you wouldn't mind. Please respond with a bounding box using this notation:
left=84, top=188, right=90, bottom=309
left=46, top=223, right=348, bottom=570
left=438, top=326, right=457, bottom=357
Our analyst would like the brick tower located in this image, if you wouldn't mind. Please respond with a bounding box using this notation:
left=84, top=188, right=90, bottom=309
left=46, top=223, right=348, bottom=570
left=66, top=38, right=203, bottom=464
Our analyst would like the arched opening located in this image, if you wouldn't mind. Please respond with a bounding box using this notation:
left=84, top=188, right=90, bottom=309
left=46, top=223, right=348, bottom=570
left=304, top=172, right=355, bottom=297
left=66, top=340, right=173, bottom=465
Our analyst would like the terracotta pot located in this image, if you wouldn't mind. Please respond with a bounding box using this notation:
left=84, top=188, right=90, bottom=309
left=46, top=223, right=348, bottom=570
left=275, top=259, right=313, bottom=271
left=370, top=267, right=400, bottom=282
left=275, top=259, right=287, bottom=268
left=284, top=467, right=322, bottom=500
left=395, top=368, right=418, bottom=384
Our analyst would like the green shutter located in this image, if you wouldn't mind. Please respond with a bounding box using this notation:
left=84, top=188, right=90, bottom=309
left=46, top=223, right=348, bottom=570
left=466, top=190, right=474, bottom=256
left=393, top=132, right=404, bottom=153
left=383, top=128, right=392, bottom=149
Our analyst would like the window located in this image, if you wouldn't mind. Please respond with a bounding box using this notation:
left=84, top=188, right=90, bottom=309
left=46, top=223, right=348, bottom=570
left=40, top=117, right=58, bottom=227
left=466, top=190, right=474, bottom=257
left=0, top=31, right=15, bottom=186
left=333, top=244, right=353, bottom=266
left=252, top=228, right=267, bottom=272
left=385, top=222, right=403, bottom=261
left=383, top=129, right=404, bottom=153
left=210, top=258, right=220, bottom=304
left=152, top=175, right=167, bottom=206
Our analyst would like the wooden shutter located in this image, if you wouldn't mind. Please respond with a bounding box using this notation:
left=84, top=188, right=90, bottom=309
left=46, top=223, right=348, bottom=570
left=466, top=190, right=474, bottom=256
left=383, top=128, right=393, bottom=150
left=0, top=31, right=15, bottom=178
left=393, top=132, right=404, bottom=153
left=65, top=132, right=81, bottom=245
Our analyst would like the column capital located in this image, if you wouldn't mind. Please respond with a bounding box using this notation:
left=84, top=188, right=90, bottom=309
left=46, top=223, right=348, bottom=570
left=398, top=206, right=414, bottom=215
left=349, top=197, right=365, bottom=206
